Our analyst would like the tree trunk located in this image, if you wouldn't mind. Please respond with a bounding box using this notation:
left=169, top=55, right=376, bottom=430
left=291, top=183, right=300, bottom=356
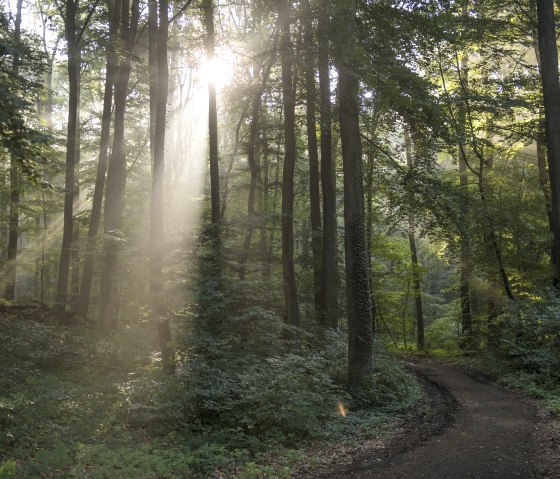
left=3, top=0, right=23, bottom=300
left=239, top=61, right=273, bottom=280
left=56, top=0, right=80, bottom=308
left=404, top=126, right=424, bottom=350
left=335, top=0, right=374, bottom=392
left=77, top=0, right=120, bottom=318
left=99, top=0, right=139, bottom=330
left=318, top=0, right=337, bottom=328
left=531, top=2, right=557, bottom=273
left=203, top=0, right=222, bottom=283
left=149, top=0, right=169, bottom=296
left=70, top=46, right=82, bottom=312
left=277, top=0, right=300, bottom=328
left=536, top=0, right=560, bottom=287
left=203, top=0, right=220, bottom=224
left=302, top=0, right=323, bottom=322
left=457, top=2, right=473, bottom=339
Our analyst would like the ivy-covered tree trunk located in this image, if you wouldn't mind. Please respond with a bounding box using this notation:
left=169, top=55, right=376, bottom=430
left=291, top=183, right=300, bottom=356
left=3, top=0, right=23, bottom=300
left=318, top=0, right=337, bottom=328
left=536, top=0, right=560, bottom=286
left=335, top=0, right=374, bottom=391
left=99, top=0, right=139, bottom=331
left=77, top=0, right=120, bottom=319
left=277, top=0, right=300, bottom=328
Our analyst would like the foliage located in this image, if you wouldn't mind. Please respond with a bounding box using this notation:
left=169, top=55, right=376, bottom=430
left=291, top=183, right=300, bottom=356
left=498, top=292, right=560, bottom=382
left=0, top=6, right=50, bottom=181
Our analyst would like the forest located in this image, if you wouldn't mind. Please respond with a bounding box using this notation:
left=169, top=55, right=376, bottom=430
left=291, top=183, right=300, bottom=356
left=1, top=0, right=560, bottom=477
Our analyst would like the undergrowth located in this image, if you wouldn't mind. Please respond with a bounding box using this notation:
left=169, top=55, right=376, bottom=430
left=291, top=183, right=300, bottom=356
left=0, top=307, right=423, bottom=479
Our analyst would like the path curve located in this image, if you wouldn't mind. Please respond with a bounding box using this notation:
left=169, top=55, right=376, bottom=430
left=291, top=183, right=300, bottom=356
left=325, top=361, right=553, bottom=479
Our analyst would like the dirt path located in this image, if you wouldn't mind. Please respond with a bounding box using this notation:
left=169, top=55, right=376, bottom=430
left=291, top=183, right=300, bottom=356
left=323, top=361, right=558, bottom=479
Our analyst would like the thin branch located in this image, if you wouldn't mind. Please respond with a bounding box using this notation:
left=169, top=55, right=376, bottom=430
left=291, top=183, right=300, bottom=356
left=170, top=0, right=195, bottom=24
left=77, top=0, right=101, bottom=43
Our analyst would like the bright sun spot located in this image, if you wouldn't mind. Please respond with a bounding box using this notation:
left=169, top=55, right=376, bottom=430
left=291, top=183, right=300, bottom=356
left=337, top=401, right=347, bottom=418
left=204, top=57, right=233, bottom=90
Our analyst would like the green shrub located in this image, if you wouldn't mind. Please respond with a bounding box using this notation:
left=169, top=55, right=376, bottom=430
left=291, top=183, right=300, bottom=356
left=499, top=292, right=560, bottom=380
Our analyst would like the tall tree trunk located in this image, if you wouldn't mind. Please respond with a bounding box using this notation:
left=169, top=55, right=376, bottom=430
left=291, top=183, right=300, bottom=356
left=277, top=0, right=300, bottom=328
left=99, top=0, right=139, bottom=330
left=70, top=47, right=82, bottom=312
left=318, top=0, right=337, bottom=328
left=203, top=0, right=220, bottom=223
left=203, top=0, right=222, bottom=283
left=77, top=0, right=120, bottom=319
left=238, top=62, right=273, bottom=280
left=335, top=0, right=374, bottom=391
left=536, top=0, right=560, bottom=287
left=302, top=0, right=323, bottom=322
left=150, top=0, right=174, bottom=372
left=149, top=0, right=168, bottom=296
left=57, top=0, right=80, bottom=307
left=404, top=126, right=424, bottom=350
left=457, top=3, right=473, bottom=339
left=531, top=3, right=557, bottom=271
left=3, top=0, right=23, bottom=300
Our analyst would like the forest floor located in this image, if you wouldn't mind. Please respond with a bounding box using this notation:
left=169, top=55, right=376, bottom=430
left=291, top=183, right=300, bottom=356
left=316, top=360, right=560, bottom=479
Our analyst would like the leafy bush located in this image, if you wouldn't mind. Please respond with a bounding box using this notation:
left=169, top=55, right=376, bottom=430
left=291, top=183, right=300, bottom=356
left=424, top=307, right=460, bottom=351
left=498, top=292, right=560, bottom=380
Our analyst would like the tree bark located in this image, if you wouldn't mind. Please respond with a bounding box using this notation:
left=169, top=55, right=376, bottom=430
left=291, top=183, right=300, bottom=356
left=3, top=0, right=23, bottom=300
left=202, top=0, right=222, bottom=284
left=531, top=1, right=557, bottom=274
left=404, top=126, right=424, bottom=350
left=302, top=0, right=323, bottom=322
left=149, top=0, right=169, bottom=296
left=457, top=2, right=473, bottom=339
left=99, top=0, right=139, bottom=330
left=277, top=0, right=300, bottom=328
left=318, top=0, right=337, bottom=328
left=70, top=46, right=82, bottom=312
left=335, top=0, right=374, bottom=391
left=536, top=0, right=560, bottom=286
left=203, top=0, right=220, bottom=224
left=77, top=0, right=120, bottom=319
left=56, top=0, right=80, bottom=307
left=239, top=61, right=273, bottom=280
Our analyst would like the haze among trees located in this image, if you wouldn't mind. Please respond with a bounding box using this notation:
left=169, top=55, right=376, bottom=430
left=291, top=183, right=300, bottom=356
left=1, top=0, right=560, bottom=477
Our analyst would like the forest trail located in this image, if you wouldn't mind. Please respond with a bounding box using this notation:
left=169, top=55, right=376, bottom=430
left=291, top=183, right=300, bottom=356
left=324, top=361, right=556, bottom=479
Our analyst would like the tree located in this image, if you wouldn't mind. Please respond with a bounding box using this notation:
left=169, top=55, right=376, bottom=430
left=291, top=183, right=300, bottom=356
left=3, top=0, right=23, bottom=301
left=404, top=125, right=424, bottom=350
left=202, top=0, right=222, bottom=284
left=277, top=0, right=300, bottom=329
left=77, top=0, right=120, bottom=319
left=56, top=0, right=80, bottom=307
left=318, top=0, right=337, bottom=328
left=98, top=0, right=139, bottom=330
left=335, top=0, right=374, bottom=391
left=536, top=0, right=560, bottom=287
left=302, top=0, right=322, bottom=322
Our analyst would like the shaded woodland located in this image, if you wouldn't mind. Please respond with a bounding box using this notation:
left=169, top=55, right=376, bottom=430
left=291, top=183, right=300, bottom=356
left=1, top=0, right=560, bottom=477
